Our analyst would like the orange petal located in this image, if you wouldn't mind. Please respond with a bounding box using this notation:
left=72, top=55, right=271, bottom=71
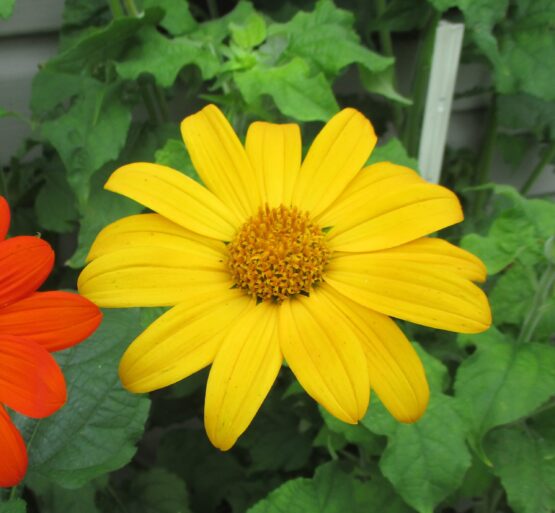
left=0, top=196, right=10, bottom=241
left=0, top=405, right=27, bottom=487
left=0, top=292, right=103, bottom=352
left=0, top=236, right=54, bottom=308
left=0, top=335, right=66, bottom=418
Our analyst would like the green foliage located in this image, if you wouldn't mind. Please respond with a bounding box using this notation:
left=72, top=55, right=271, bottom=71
left=487, top=427, right=555, bottom=513
left=13, top=309, right=150, bottom=489
left=3, top=0, right=555, bottom=512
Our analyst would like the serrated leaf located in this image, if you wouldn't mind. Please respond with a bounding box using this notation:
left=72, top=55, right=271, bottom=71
left=45, top=10, right=159, bottom=74
left=116, top=27, right=220, bottom=87
left=129, top=468, right=191, bottom=513
left=487, top=428, right=555, bottom=513
left=195, top=1, right=256, bottom=43
left=35, top=168, right=79, bottom=233
left=235, top=58, right=339, bottom=121
left=230, top=13, right=267, bottom=49
left=361, top=346, right=469, bottom=513
left=41, top=81, right=131, bottom=204
left=359, top=66, right=412, bottom=106
left=362, top=395, right=470, bottom=513
left=142, top=0, right=196, bottom=35
left=455, top=328, right=555, bottom=447
left=14, top=309, right=150, bottom=488
left=247, top=462, right=355, bottom=513
left=268, top=0, right=392, bottom=77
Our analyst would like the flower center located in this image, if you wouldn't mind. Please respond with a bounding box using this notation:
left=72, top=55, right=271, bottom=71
left=227, top=205, right=330, bottom=303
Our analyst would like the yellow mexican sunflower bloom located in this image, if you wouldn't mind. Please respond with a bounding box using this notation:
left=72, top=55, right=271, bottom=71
left=78, top=105, right=491, bottom=450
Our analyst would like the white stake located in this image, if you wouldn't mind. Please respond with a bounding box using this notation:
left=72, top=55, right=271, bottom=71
left=418, top=20, right=465, bottom=184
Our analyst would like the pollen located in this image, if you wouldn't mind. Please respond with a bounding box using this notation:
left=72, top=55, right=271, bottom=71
left=227, top=205, right=330, bottom=303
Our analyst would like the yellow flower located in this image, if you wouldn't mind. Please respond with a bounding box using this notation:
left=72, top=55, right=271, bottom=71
left=78, top=105, right=491, bottom=450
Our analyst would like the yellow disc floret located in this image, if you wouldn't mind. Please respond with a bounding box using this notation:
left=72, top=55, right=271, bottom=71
left=228, top=205, right=330, bottom=302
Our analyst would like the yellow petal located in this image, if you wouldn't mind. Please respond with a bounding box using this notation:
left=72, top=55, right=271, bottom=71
left=380, top=238, right=487, bottom=282
left=326, top=252, right=491, bottom=333
left=319, top=284, right=429, bottom=422
left=181, top=104, right=260, bottom=219
left=319, top=162, right=463, bottom=252
left=119, top=290, right=255, bottom=393
left=292, top=108, right=377, bottom=218
left=105, top=162, right=240, bottom=241
left=87, top=213, right=226, bottom=263
left=205, top=302, right=281, bottom=450
left=78, top=245, right=231, bottom=307
left=278, top=290, right=370, bottom=423
left=245, top=121, right=301, bottom=208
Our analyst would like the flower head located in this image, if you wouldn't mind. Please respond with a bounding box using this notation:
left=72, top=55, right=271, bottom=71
left=0, top=196, right=102, bottom=487
left=78, top=105, right=491, bottom=450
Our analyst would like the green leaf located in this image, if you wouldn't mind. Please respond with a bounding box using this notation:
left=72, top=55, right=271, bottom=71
left=489, top=261, right=536, bottom=327
left=14, top=309, right=150, bottom=488
left=155, top=138, right=200, bottom=182
left=0, top=0, right=16, bottom=19
left=0, top=499, right=26, bottom=513
left=128, top=468, right=191, bottom=513
left=455, top=328, right=555, bottom=447
left=45, top=10, right=160, bottom=74
left=359, top=66, right=412, bottom=106
left=367, top=137, right=419, bottom=170
left=497, top=94, right=555, bottom=138
left=238, top=396, right=313, bottom=473
left=31, top=70, right=98, bottom=117
left=230, top=13, right=267, bottom=49
left=68, top=164, right=143, bottom=268
left=246, top=462, right=353, bottom=513
left=362, top=395, right=470, bottom=513
left=268, top=0, right=392, bottom=77
left=116, top=27, right=221, bottom=87
left=35, top=168, right=79, bottom=233
left=29, top=478, right=100, bottom=513
left=487, top=428, right=555, bottom=513
left=495, top=27, right=555, bottom=101
left=235, top=58, right=339, bottom=121
left=40, top=81, right=131, bottom=204
left=361, top=347, right=470, bottom=513
left=158, top=429, right=246, bottom=513
left=142, top=0, right=196, bottom=35
left=194, top=1, right=256, bottom=44
left=460, top=191, right=553, bottom=275
left=319, top=408, right=385, bottom=453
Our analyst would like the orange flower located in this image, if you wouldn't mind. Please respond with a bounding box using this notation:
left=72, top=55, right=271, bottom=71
left=0, top=196, right=102, bottom=488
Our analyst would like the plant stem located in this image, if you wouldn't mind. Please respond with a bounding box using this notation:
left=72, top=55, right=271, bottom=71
left=375, top=0, right=403, bottom=131
left=518, top=262, right=555, bottom=344
left=520, top=140, right=555, bottom=195
left=153, top=83, right=170, bottom=123
left=138, top=81, right=160, bottom=125
left=108, top=0, right=124, bottom=17
left=402, top=10, right=441, bottom=157
left=122, top=0, right=140, bottom=17
left=472, top=98, right=498, bottom=216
